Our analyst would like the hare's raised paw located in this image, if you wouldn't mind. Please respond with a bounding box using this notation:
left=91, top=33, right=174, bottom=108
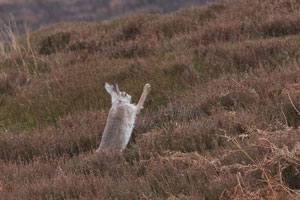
left=144, top=83, right=151, bottom=91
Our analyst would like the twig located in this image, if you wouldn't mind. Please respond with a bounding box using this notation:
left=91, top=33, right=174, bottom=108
left=230, top=77, right=257, bottom=94
left=259, top=162, right=276, bottom=198
left=281, top=105, right=288, bottom=126
left=236, top=172, right=245, bottom=195
left=287, top=92, right=300, bottom=116
left=232, top=138, right=255, bottom=163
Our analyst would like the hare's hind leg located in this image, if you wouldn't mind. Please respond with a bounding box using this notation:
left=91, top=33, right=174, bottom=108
left=136, top=83, right=151, bottom=114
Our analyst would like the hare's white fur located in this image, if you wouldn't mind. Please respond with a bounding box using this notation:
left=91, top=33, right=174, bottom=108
left=96, top=82, right=151, bottom=153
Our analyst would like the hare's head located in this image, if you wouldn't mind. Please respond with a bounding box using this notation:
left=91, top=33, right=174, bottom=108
left=105, top=82, right=132, bottom=104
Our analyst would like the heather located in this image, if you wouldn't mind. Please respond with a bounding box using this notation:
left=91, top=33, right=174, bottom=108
left=1, top=0, right=300, bottom=199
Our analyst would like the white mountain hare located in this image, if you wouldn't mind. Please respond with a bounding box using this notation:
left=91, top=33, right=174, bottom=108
left=96, top=82, right=151, bottom=153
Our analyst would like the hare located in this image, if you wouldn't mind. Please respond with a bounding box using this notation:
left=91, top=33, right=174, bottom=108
left=96, top=82, right=151, bottom=153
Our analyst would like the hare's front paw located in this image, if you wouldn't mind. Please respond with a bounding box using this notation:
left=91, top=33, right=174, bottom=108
left=144, top=83, right=151, bottom=92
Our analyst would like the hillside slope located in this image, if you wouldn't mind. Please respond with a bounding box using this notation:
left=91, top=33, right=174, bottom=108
left=1, top=0, right=300, bottom=199
left=0, top=0, right=202, bottom=35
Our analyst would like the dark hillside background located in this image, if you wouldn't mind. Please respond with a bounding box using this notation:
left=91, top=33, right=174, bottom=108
left=0, top=0, right=206, bottom=35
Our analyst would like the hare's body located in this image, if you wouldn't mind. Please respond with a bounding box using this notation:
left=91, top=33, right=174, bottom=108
left=97, top=83, right=151, bottom=152
left=99, top=103, right=136, bottom=151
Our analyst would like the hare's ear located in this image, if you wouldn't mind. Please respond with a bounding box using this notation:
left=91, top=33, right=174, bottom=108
left=105, top=82, right=118, bottom=94
left=112, top=83, right=120, bottom=93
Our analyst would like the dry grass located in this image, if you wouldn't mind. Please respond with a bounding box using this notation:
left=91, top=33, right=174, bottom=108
left=1, top=0, right=300, bottom=199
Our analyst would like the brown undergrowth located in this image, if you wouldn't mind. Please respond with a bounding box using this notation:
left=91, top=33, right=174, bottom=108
left=1, top=0, right=300, bottom=199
